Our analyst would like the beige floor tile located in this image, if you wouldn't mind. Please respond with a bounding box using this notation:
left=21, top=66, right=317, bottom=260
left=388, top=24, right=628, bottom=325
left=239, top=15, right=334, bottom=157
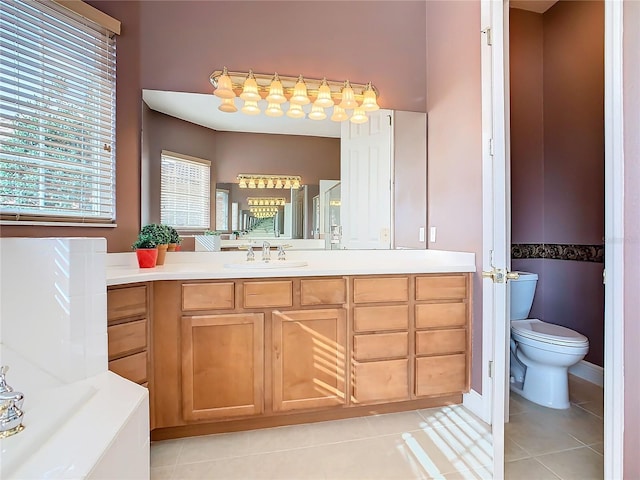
left=304, top=416, right=375, bottom=446
left=403, top=422, right=493, bottom=476
left=365, top=410, right=427, bottom=436
left=509, top=392, right=536, bottom=414
left=568, top=375, right=604, bottom=405
left=245, top=423, right=317, bottom=454
left=239, top=448, right=328, bottom=480
left=419, top=404, right=489, bottom=433
left=318, top=436, right=425, bottom=479
left=575, top=399, right=604, bottom=419
left=589, top=442, right=604, bottom=456
left=505, top=437, right=530, bottom=462
left=444, top=465, right=493, bottom=479
left=505, top=412, right=583, bottom=455
left=150, top=465, right=175, bottom=480
left=150, top=439, right=184, bottom=467
left=505, top=458, right=561, bottom=479
left=176, top=430, right=251, bottom=464
left=536, top=446, right=604, bottom=480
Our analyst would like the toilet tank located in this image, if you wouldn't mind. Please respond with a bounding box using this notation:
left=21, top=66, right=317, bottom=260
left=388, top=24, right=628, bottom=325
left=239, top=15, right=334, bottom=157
left=510, top=271, right=538, bottom=320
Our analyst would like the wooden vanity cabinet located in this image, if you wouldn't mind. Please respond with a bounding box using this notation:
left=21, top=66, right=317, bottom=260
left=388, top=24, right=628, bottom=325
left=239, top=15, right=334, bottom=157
left=107, top=283, right=150, bottom=385
left=272, top=308, right=347, bottom=412
left=181, top=313, right=264, bottom=421
left=351, top=277, right=411, bottom=405
left=414, top=274, right=470, bottom=397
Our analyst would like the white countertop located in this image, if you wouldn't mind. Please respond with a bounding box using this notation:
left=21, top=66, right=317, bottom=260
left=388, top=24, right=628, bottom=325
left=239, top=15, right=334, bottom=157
left=107, top=249, right=476, bottom=286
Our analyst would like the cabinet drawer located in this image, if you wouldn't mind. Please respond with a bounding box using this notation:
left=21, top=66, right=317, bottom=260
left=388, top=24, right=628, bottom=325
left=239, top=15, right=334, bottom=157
left=243, top=281, right=292, bottom=308
left=107, top=286, right=147, bottom=322
left=415, top=354, right=467, bottom=397
left=354, top=305, right=409, bottom=332
left=108, top=319, right=147, bottom=360
left=353, top=277, right=409, bottom=304
left=353, top=359, right=409, bottom=404
left=415, top=275, right=467, bottom=301
left=415, top=329, right=466, bottom=356
left=415, top=303, right=466, bottom=329
left=300, top=278, right=346, bottom=306
left=353, top=332, right=408, bottom=361
left=182, top=282, right=235, bottom=311
left=109, top=351, right=147, bottom=384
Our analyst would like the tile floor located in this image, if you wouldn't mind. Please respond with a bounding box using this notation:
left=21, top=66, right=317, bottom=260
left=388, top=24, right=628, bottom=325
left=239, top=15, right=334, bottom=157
left=150, top=375, right=603, bottom=479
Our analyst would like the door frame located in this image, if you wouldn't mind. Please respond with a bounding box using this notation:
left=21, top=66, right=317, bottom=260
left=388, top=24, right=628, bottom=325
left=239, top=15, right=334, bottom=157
left=480, top=1, right=625, bottom=478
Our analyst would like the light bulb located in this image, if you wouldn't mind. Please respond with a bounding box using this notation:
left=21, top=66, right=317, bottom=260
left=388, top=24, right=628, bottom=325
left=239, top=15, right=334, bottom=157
left=286, top=103, right=306, bottom=119
left=350, top=107, right=368, bottom=124
left=339, top=80, right=358, bottom=109
left=241, top=100, right=260, bottom=115
left=238, top=178, right=247, bottom=188
left=213, top=67, right=236, bottom=99
left=309, top=104, right=327, bottom=121
left=258, top=178, right=266, bottom=188
left=218, top=98, right=237, bottom=113
left=284, top=178, right=292, bottom=189
left=266, top=73, right=286, bottom=104
left=290, top=75, right=310, bottom=105
left=265, top=102, right=284, bottom=117
left=240, top=70, right=261, bottom=102
left=275, top=178, right=283, bottom=189
left=248, top=178, right=256, bottom=188
left=331, top=105, right=349, bottom=122
left=267, top=178, right=274, bottom=188
left=292, top=179, right=301, bottom=189
left=361, top=82, right=380, bottom=112
left=314, top=78, right=334, bottom=108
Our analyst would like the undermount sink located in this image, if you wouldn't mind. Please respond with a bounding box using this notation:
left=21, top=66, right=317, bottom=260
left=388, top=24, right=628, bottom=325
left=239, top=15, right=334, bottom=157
left=224, top=260, right=308, bottom=269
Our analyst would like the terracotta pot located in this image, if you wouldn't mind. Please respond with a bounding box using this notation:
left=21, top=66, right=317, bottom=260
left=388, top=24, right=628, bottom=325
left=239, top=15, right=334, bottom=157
left=135, top=248, right=158, bottom=268
left=156, top=244, right=169, bottom=265
left=168, top=243, right=177, bottom=252
left=175, top=245, right=182, bottom=251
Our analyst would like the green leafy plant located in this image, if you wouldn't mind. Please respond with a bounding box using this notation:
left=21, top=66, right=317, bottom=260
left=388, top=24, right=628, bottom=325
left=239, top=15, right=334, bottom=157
left=204, top=230, right=221, bottom=236
left=131, top=232, right=157, bottom=250
left=140, top=223, right=171, bottom=245
left=168, top=226, right=182, bottom=244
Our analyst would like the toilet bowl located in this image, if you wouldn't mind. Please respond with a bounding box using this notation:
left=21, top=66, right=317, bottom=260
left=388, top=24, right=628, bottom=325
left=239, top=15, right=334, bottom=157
left=509, top=273, right=589, bottom=409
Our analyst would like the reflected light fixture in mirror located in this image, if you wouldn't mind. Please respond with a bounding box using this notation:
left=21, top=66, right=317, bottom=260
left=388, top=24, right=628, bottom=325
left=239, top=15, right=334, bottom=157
left=237, top=174, right=302, bottom=189
left=210, top=69, right=379, bottom=124
left=248, top=197, right=286, bottom=206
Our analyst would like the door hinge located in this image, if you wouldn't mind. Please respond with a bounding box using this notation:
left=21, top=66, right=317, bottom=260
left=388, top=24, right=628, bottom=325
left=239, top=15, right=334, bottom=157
left=489, top=138, right=494, bottom=156
left=603, top=268, right=606, bottom=285
left=488, top=360, right=494, bottom=379
left=388, top=114, right=392, bottom=126
left=482, top=27, right=492, bottom=46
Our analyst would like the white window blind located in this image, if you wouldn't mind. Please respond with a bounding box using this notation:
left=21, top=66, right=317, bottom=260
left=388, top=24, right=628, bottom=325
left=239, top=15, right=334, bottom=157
left=161, top=151, right=210, bottom=230
left=0, top=0, right=116, bottom=224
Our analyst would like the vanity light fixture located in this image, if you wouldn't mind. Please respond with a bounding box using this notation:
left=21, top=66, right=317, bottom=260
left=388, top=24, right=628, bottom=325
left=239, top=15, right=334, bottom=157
left=210, top=69, right=380, bottom=124
left=247, top=197, right=286, bottom=207
left=237, top=174, right=302, bottom=189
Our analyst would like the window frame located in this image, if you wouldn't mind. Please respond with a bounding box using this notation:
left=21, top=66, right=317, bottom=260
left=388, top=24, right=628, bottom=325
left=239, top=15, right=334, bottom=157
left=0, top=0, right=119, bottom=226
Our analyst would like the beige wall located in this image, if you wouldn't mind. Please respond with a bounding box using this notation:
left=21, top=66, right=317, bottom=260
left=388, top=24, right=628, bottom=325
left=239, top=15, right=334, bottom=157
left=426, top=0, right=483, bottom=391
left=624, top=0, right=640, bottom=475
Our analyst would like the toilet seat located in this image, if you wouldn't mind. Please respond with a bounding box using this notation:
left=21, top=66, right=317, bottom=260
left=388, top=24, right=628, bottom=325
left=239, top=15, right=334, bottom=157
left=511, top=319, right=589, bottom=347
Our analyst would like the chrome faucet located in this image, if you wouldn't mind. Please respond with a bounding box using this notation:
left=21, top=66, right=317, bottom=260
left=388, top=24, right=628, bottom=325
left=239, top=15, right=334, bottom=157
left=0, top=366, right=25, bottom=438
left=246, top=245, right=255, bottom=262
left=278, top=245, right=286, bottom=261
left=262, top=241, right=271, bottom=262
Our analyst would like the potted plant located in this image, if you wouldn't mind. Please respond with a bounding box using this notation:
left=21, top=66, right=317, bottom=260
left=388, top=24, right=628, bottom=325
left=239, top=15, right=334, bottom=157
left=131, top=233, right=158, bottom=268
left=167, top=226, right=182, bottom=252
left=140, top=223, right=171, bottom=265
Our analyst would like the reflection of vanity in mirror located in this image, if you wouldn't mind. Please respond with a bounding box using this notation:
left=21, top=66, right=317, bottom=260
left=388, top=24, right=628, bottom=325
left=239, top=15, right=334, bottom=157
left=141, top=89, right=427, bottom=250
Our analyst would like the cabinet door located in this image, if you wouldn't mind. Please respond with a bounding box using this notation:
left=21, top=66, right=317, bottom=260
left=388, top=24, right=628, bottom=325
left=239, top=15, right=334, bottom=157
left=272, top=309, right=347, bottom=412
left=181, top=313, right=264, bottom=421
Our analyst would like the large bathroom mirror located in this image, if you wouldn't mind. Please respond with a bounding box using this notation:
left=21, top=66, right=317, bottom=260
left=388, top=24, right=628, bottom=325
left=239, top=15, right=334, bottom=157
left=141, top=89, right=427, bottom=249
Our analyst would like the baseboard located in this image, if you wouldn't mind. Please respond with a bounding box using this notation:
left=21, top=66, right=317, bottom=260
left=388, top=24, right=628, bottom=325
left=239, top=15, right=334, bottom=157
left=463, top=389, right=490, bottom=424
left=569, top=360, right=604, bottom=387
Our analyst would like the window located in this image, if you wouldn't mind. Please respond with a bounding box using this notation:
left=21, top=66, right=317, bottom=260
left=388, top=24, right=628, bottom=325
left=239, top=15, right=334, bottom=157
left=215, top=189, right=229, bottom=231
left=160, top=151, right=210, bottom=230
left=0, top=0, right=117, bottom=224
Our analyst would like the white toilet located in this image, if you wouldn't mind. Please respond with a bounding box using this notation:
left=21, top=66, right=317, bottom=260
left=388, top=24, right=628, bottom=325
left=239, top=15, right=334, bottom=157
left=509, top=272, right=589, bottom=409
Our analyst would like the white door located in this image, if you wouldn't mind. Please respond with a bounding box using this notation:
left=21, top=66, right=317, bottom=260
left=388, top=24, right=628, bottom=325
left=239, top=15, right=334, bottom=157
left=481, top=1, right=511, bottom=478
left=340, top=109, right=393, bottom=250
